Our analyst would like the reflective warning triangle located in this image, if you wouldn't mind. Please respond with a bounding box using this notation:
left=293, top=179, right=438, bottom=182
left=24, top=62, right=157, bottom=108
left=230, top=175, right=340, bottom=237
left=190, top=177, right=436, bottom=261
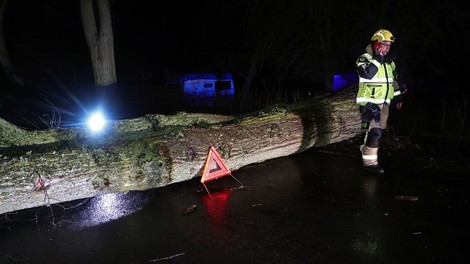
left=201, top=146, right=232, bottom=183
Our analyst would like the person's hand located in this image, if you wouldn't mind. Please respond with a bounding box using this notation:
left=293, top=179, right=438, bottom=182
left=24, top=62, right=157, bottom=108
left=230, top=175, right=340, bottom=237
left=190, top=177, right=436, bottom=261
left=377, top=45, right=385, bottom=56
left=396, top=102, right=403, bottom=110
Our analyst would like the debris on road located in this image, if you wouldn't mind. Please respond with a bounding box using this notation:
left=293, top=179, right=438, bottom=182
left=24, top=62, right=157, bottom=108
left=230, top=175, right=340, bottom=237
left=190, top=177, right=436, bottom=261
left=182, top=205, right=197, bottom=215
left=394, top=195, right=419, bottom=201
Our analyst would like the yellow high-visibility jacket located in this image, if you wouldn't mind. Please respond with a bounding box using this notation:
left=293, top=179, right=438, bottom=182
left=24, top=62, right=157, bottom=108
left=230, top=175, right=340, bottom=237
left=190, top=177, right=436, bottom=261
left=356, top=48, right=401, bottom=106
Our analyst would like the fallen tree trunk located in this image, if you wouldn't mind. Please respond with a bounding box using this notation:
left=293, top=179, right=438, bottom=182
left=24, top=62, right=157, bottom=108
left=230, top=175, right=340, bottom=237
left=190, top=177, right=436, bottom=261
left=0, top=87, right=361, bottom=214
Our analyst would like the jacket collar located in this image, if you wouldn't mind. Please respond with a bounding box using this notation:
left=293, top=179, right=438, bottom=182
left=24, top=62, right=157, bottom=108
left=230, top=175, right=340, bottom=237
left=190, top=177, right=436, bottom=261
left=365, top=44, right=373, bottom=56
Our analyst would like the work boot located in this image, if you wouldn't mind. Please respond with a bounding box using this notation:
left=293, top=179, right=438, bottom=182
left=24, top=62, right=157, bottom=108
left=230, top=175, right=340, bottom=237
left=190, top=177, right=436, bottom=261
left=364, top=165, right=384, bottom=174
left=360, top=145, right=384, bottom=174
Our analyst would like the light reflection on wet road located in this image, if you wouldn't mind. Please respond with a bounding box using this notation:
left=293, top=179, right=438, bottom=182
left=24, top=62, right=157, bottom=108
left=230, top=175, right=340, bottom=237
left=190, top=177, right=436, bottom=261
left=72, top=192, right=152, bottom=230
left=1, top=147, right=469, bottom=263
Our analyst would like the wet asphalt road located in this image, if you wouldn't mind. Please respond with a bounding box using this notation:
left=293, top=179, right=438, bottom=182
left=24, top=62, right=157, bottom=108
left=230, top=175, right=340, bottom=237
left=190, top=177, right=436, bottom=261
left=1, top=145, right=469, bottom=264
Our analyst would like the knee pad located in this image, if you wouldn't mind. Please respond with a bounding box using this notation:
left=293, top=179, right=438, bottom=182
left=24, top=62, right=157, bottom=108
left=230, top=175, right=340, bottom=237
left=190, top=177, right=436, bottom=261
left=366, top=128, right=382, bottom=148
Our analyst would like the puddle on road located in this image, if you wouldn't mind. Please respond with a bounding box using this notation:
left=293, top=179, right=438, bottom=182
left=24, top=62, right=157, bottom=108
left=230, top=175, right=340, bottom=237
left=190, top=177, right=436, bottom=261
left=66, top=191, right=152, bottom=230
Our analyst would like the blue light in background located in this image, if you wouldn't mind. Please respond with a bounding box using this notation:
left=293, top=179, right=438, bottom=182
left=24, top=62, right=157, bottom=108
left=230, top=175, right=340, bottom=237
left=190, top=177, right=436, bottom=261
left=178, top=72, right=235, bottom=107
left=333, top=72, right=357, bottom=91
left=182, top=72, right=234, bottom=97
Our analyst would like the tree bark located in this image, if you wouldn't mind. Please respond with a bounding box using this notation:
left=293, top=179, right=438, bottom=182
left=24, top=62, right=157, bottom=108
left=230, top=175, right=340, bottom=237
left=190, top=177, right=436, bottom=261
left=0, top=87, right=361, bottom=215
left=80, top=0, right=117, bottom=86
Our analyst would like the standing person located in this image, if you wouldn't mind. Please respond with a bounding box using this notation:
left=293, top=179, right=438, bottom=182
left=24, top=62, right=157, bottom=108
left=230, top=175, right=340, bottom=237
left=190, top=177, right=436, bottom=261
left=356, top=29, right=403, bottom=174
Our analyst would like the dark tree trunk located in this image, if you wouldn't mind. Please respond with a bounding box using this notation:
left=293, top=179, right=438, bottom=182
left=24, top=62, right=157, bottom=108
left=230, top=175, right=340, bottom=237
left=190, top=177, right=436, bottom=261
left=0, top=0, right=23, bottom=86
left=0, top=87, right=361, bottom=215
left=81, top=0, right=117, bottom=87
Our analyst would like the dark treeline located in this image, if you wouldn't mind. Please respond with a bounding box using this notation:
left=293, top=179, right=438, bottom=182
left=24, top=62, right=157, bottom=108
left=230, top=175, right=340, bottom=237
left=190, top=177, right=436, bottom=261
left=1, top=0, right=469, bottom=155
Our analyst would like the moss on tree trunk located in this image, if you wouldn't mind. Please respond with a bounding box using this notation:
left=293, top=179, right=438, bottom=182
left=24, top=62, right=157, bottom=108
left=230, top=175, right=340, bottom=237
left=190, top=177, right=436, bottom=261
left=0, top=87, right=361, bottom=214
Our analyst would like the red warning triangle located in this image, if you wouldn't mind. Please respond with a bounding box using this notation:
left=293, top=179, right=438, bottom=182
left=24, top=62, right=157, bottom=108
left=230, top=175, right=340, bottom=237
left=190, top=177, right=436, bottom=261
left=201, top=146, right=232, bottom=183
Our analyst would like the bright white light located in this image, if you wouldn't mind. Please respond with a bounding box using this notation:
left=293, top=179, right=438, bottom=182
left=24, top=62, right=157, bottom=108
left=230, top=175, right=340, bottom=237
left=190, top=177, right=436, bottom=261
left=87, top=111, right=106, bottom=132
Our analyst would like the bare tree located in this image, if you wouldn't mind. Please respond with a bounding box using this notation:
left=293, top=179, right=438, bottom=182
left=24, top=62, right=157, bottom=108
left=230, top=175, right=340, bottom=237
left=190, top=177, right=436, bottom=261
left=80, top=0, right=116, bottom=87
left=233, top=0, right=362, bottom=107
left=237, top=1, right=317, bottom=108
left=0, top=0, right=23, bottom=86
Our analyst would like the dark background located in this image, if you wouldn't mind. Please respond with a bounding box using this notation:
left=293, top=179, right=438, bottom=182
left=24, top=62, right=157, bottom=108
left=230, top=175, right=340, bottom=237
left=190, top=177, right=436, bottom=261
left=1, top=0, right=469, bottom=155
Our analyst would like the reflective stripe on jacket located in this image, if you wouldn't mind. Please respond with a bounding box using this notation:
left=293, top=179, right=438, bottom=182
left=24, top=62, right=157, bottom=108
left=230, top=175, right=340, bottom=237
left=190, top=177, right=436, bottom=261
left=356, top=53, right=399, bottom=106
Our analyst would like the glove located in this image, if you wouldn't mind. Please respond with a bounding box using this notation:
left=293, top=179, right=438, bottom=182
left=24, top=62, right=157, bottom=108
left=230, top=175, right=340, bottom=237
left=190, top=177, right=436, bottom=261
left=392, top=94, right=402, bottom=104
left=361, top=102, right=381, bottom=122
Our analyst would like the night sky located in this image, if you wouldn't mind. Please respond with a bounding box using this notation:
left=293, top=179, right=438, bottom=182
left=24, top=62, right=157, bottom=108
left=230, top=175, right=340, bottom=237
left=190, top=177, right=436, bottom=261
left=1, top=0, right=469, bottom=132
